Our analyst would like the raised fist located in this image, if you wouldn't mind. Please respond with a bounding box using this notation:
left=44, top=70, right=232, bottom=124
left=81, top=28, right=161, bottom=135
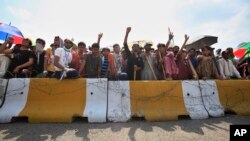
left=98, top=33, right=103, bottom=39
left=126, top=27, right=131, bottom=33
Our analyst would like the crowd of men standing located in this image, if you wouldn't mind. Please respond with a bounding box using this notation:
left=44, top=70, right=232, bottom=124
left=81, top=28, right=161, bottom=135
left=0, top=27, right=248, bottom=80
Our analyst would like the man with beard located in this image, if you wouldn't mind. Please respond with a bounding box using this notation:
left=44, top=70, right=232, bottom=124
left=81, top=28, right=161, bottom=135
left=141, top=43, right=158, bottom=80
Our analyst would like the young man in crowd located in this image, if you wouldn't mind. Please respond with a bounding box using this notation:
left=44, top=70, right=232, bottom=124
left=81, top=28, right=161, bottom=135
left=1, top=38, right=34, bottom=78
left=163, top=32, right=179, bottom=80
left=79, top=33, right=103, bottom=78
left=79, top=43, right=102, bottom=78
left=175, top=35, right=193, bottom=80
left=218, top=51, right=241, bottom=79
left=196, top=46, right=221, bottom=79
left=31, top=38, right=46, bottom=77
left=0, top=38, right=12, bottom=78
left=123, top=27, right=144, bottom=80
left=54, top=39, right=78, bottom=79
left=141, top=43, right=158, bottom=80
left=71, top=41, right=87, bottom=73
left=110, top=43, right=122, bottom=80
left=43, top=36, right=63, bottom=77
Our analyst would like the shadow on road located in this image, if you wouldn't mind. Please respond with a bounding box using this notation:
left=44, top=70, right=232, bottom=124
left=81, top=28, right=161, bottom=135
left=0, top=115, right=249, bottom=141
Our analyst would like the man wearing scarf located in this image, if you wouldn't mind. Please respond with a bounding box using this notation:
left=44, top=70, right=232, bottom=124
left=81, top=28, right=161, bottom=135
left=54, top=39, right=78, bottom=79
left=31, top=38, right=46, bottom=77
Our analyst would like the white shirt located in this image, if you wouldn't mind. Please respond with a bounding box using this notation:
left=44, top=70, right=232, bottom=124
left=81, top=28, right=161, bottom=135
left=113, top=52, right=122, bottom=74
left=218, top=58, right=241, bottom=79
left=54, top=48, right=72, bottom=71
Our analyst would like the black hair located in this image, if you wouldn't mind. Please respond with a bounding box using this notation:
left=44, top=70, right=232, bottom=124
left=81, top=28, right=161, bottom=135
left=36, top=38, right=46, bottom=45
left=78, top=42, right=86, bottom=47
left=91, top=43, right=100, bottom=49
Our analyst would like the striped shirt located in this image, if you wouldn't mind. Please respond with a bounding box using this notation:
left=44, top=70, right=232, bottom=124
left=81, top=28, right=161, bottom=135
left=101, top=57, right=109, bottom=78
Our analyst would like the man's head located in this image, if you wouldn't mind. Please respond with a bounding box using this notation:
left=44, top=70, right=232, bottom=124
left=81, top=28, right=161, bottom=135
left=102, top=48, right=110, bottom=57
left=22, top=38, right=32, bottom=48
left=78, top=42, right=86, bottom=53
left=188, top=48, right=196, bottom=58
left=226, top=47, right=234, bottom=58
left=54, top=36, right=61, bottom=47
left=221, top=51, right=229, bottom=60
left=157, top=43, right=165, bottom=53
left=113, top=43, right=120, bottom=54
left=144, top=43, right=152, bottom=52
left=201, top=46, right=212, bottom=56
left=173, top=46, right=180, bottom=54
left=64, top=39, right=73, bottom=48
left=91, top=43, right=100, bottom=56
left=132, top=43, right=140, bottom=53
left=36, top=38, right=46, bottom=46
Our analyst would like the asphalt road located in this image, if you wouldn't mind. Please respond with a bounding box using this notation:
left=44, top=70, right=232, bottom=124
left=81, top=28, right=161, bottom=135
left=0, top=115, right=250, bottom=141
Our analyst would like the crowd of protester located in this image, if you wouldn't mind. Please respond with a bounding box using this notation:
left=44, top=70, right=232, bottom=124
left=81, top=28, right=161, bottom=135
left=0, top=27, right=249, bottom=80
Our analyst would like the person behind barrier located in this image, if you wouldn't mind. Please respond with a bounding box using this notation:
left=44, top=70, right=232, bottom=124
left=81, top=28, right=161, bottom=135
left=155, top=43, right=166, bottom=80
left=54, top=39, right=78, bottom=79
left=0, top=38, right=13, bottom=78
left=141, top=43, right=158, bottom=80
left=175, top=35, right=193, bottom=80
left=123, top=27, right=144, bottom=80
left=30, top=38, right=46, bottom=77
left=218, top=51, right=241, bottom=80
left=188, top=48, right=198, bottom=69
left=71, top=41, right=87, bottom=73
left=109, top=43, right=122, bottom=80
left=100, top=47, right=110, bottom=78
left=43, top=36, right=63, bottom=78
left=196, top=46, right=220, bottom=79
left=2, top=38, right=34, bottom=78
left=163, top=32, right=179, bottom=80
left=79, top=43, right=102, bottom=78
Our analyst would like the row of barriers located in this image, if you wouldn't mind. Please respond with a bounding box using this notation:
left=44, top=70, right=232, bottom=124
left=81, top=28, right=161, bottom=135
left=0, top=78, right=250, bottom=123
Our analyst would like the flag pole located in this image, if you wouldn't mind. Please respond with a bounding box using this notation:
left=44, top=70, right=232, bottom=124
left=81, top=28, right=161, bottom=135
left=4, top=22, right=11, bottom=41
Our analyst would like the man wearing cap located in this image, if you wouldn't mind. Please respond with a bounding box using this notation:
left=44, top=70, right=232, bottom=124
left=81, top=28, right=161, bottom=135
left=141, top=43, right=158, bottom=80
left=54, top=39, right=78, bottom=79
left=123, top=27, right=144, bottom=80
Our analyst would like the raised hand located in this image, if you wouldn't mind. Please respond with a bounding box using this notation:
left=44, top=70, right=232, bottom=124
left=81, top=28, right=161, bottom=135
left=184, top=34, right=189, bottom=42
left=126, top=27, right=131, bottom=34
left=6, top=37, right=14, bottom=44
left=169, top=32, right=174, bottom=40
left=98, top=33, right=103, bottom=39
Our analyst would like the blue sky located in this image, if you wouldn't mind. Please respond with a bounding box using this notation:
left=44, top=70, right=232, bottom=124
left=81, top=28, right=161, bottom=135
left=0, top=0, right=250, bottom=50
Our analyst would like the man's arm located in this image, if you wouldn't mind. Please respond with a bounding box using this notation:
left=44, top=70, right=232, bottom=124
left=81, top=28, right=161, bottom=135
left=123, top=27, right=132, bottom=56
left=78, top=60, right=86, bottom=76
left=54, top=56, right=65, bottom=70
left=165, top=30, right=174, bottom=50
left=0, top=37, right=13, bottom=54
left=176, top=34, right=189, bottom=57
left=97, top=33, right=103, bottom=45
left=13, top=58, right=34, bottom=74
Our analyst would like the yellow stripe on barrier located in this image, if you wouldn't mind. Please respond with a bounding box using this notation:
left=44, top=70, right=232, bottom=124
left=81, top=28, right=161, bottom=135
left=19, top=78, right=86, bottom=123
left=216, top=80, right=250, bottom=116
left=130, top=81, right=188, bottom=121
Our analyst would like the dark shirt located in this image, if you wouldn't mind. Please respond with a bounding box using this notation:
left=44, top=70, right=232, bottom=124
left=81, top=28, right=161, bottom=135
left=8, top=48, right=34, bottom=73
left=32, top=51, right=45, bottom=75
left=124, top=43, right=144, bottom=80
left=5, top=49, right=34, bottom=78
left=84, top=54, right=102, bottom=78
